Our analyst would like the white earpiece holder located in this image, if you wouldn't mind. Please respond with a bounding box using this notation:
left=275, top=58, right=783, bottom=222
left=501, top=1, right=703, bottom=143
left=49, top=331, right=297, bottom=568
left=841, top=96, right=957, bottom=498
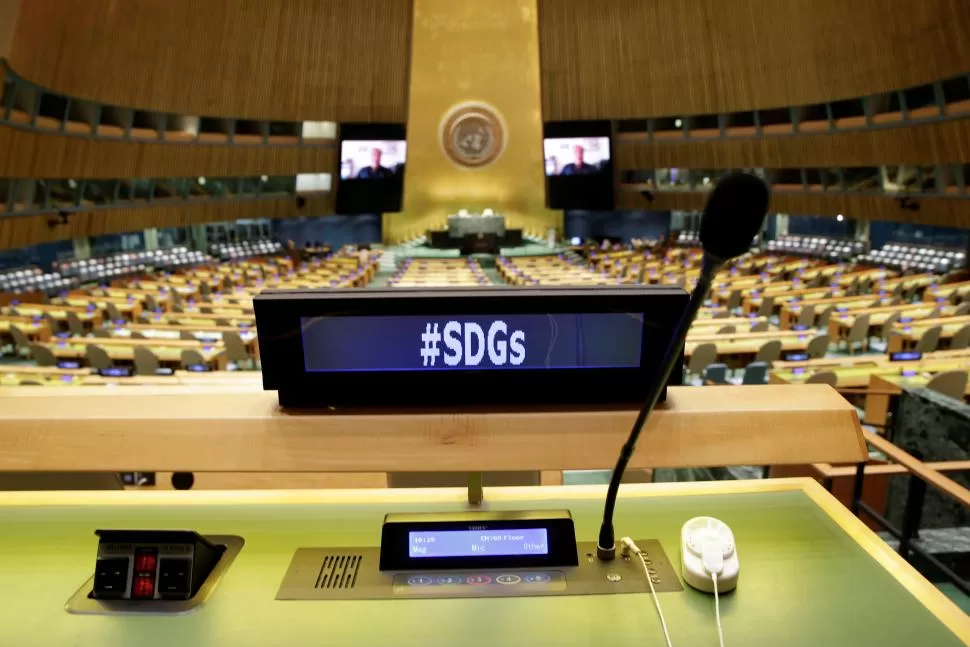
left=681, top=517, right=739, bottom=593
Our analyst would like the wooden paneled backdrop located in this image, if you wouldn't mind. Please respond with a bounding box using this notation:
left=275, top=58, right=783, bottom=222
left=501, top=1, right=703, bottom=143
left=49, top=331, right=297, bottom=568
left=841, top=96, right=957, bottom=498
left=616, top=190, right=970, bottom=230
left=0, top=126, right=337, bottom=179
left=9, top=0, right=413, bottom=122
left=0, top=0, right=20, bottom=59
left=539, top=0, right=970, bottom=120
left=616, top=119, right=970, bottom=170
left=0, top=194, right=334, bottom=250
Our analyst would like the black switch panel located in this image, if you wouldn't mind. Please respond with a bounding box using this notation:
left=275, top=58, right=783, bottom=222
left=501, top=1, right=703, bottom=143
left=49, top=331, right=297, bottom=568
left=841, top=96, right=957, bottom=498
left=89, top=530, right=225, bottom=601
left=93, top=558, right=130, bottom=599
left=157, top=558, right=192, bottom=599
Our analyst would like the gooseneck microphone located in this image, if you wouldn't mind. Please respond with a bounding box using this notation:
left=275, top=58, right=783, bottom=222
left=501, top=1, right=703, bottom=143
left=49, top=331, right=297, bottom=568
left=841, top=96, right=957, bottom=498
left=596, top=172, right=771, bottom=561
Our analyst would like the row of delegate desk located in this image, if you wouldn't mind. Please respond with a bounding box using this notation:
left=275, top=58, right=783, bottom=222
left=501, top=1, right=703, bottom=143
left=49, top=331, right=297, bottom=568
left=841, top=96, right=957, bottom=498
left=0, top=252, right=381, bottom=372
left=770, top=348, right=970, bottom=426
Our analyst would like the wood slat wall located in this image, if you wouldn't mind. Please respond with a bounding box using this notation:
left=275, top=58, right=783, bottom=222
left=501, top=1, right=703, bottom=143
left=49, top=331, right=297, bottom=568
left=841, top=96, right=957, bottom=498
left=9, top=0, right=412, bottom=122
left=0, top=126, right=337, bottom=179
left=616, top=190, right=970, bottom=229
left=616, top=119, right=970, bottom=170
left=539, top=0, right=970, bottom=120
left=0, top=194, right=334, bottom=250
left=0, top=0, right=20, bottom=58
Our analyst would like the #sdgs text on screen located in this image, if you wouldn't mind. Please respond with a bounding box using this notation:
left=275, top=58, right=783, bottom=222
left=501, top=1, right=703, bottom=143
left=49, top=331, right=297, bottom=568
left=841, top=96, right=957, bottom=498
left=300, top=313, right=643, bottom=372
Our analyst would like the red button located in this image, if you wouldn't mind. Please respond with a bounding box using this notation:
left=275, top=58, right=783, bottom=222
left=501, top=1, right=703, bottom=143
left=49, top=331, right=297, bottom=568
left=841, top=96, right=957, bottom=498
left=132, top=575, right=155, bottom=599
left=135, top=553, right=157, bottom=573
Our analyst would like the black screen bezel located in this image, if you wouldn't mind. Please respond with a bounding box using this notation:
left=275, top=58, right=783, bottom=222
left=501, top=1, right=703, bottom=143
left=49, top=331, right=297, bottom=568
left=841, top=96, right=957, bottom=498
left=379, top=517, right=578, bottom=571
left=544, top=120, right=614, bottom=210
left=335, top=123, right=407, bottom=215
left=255, top=287, right=687, bottom=408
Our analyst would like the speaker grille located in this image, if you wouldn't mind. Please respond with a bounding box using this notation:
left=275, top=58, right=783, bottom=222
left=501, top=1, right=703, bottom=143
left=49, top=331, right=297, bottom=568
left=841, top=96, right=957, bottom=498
left=315, top=554, right=362, bottom=590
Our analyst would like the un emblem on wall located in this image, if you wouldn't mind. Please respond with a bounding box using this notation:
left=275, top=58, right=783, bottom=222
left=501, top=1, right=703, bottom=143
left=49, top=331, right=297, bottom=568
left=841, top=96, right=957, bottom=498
left=440, top=102, right=506, bottom=169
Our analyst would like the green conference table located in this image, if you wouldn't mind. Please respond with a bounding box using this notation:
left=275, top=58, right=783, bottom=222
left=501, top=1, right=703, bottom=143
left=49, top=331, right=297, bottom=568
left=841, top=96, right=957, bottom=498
left=1, top=479, right=967, bottom=646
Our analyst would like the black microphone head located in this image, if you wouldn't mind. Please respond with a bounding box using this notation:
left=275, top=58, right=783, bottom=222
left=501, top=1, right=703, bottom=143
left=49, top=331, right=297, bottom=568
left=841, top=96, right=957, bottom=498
left=699, top=172, right=771, bottom=261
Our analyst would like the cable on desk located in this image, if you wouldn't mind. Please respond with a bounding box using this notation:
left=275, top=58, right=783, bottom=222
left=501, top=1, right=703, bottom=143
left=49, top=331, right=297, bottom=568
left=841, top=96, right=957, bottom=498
left=621, top=537, right=673, bottom=647
left=712, top=574, right=725, bottom=647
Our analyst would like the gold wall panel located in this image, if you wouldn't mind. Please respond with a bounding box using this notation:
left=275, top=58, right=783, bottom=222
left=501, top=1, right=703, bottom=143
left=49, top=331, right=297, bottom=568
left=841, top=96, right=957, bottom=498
left=387, top=0, right=559, bottom=243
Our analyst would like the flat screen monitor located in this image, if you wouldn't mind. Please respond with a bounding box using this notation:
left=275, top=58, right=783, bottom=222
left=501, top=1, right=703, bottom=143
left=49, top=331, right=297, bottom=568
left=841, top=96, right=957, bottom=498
left=544, top=121, right=613, bottom=210
left=336, top=123, right=407, bottom=214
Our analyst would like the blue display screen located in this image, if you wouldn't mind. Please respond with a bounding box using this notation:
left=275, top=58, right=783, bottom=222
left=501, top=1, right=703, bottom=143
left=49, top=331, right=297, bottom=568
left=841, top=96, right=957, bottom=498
left=891, top=352, right=922, bottom=362
left=99, top=367, right=132, bottom=377
left=408, top=529, right=549, bottom=559
left=300, top=313, right=643, bottom=372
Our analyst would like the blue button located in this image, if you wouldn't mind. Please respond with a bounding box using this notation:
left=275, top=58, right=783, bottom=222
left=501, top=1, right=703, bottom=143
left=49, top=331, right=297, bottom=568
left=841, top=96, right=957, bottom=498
left=407, top=576, right=433, bottom=587
left=435, top=576, right=463, bottom=586
left=523, top=573, right=551, bottom=584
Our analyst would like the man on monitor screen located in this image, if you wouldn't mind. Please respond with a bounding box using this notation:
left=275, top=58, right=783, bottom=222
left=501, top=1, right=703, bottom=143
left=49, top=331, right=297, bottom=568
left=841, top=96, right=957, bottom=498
left=357, top=147, right=394, bottom=179
left=560, top=145, right=598, bottom=176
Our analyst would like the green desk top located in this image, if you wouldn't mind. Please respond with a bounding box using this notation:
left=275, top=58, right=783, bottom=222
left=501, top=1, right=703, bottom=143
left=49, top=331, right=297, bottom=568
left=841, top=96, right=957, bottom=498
left=0, top=480, right=965, bottom=647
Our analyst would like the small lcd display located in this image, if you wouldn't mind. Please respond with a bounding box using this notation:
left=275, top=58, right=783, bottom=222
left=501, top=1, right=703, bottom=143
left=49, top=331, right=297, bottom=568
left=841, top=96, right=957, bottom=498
left=300, top=313, right=644, bottom=372
left=408, top=529, right=549, bottom=559
left=890, top=351, right=922, bottom=362
left=99, top=367, right=132, bottom=377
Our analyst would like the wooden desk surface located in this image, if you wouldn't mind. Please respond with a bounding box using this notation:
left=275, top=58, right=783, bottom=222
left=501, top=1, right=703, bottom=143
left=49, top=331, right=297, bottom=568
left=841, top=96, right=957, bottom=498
left=785, top=294, right=887, bottom=309
left=687, top=328, right=821, bottom=343
left=179, top=304, right=254, bottom=316
left=890, top=314, right=970, bottom=332
left=744, top=288, right=834, bottom=308
left=686, top=337, right=810, bottom=358
left=689, top=316, right=768, bottom=332
left=116, top=324, right=258, bottom=341
left=873, top=372, right=970, bottom=393
left=0, top=385, right=863, bottom=471
left=125, top=322, right=256, bottom=339
left=923, top=281, right=970, bottom=301
left=0, top=319, right=51, bottom=340
left=0, top=480, right=965, bottom=646
left=879, top=273, right=937, bottom=290
left=834, top=268, right=892, bottom=282
left=55, top=297, right=140, bottom=317
left=9, top=304, right=101, bottom=321
left=64, top=335, right=226, bottom=350
left=772, top=358, right=970, bottom=388
left=44, top=340, right=227, bottom=366
left=771, top=349, right=970, bottom=372
left=864, top=372, right=970, bottom=427
left=154, top=312, right=256, bottom=325
left=888, top=318, right=970, bottom=352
